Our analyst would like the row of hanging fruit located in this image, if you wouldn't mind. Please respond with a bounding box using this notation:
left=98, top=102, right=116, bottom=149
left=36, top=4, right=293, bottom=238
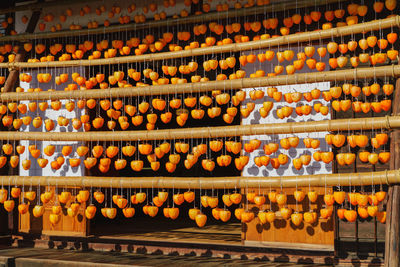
left=0, top=129, right=390, bottom=172
left=0, top=186, right=387, bottom=227
left=0, top=80, right=392, bottom=134
left=0, top=0, right=397, bottom=64
left=2, top=0, right=396, bottom=36
left=1, top=30, right=397, bottom=72
left=0, top=0, right=394, bottom=239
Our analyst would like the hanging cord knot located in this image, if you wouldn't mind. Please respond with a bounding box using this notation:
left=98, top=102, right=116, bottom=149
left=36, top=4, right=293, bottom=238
left=384, top=115, right=392, bottom=129
left=385, top=169, right=390, bottom=185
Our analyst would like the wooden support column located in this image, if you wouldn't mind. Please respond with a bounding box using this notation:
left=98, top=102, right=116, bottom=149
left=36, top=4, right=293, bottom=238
left=3, top=7, right=41, bottom=92
left=385, top=78, right=400, bottom=266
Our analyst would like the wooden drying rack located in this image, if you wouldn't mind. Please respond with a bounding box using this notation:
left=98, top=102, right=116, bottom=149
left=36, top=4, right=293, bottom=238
left=0, top=170, right=396, bottom=189
left=0, top=116, right=397, bottom=141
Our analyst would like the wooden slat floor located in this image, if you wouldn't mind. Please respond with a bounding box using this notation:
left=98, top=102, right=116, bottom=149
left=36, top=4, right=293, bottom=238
left=0, top=247, right=321, bottom=267
left=97, top=223, right=242, bottom=246
left=5, top=221, right=385, bottom=266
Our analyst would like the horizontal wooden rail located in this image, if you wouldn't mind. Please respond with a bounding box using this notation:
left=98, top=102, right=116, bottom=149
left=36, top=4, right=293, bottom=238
left=0, top=0, right=100, bottom=16
left=1, top=170, right=397, bottom=189
left=2, top=15, right=398, bottom=69
left=0, top=64, right=398, bottom=102
left=0, top=0, right=345, bottom=42
left=0, top=116, right=398, bottom=141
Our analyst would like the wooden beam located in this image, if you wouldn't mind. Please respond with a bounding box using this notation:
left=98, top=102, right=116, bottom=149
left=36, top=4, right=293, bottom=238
left=385, top=78, right=400, bottom=267
left=0, top=170, right=397, bottom=189
left=0, top=0, right=100, bottom=15
left=0, top=116, right=397, bottom=141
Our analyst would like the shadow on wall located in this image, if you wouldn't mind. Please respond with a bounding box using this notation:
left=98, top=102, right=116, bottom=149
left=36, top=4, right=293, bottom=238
left=19, top=67, right=85, bottom=178
left=240, top=48, right=332, bottom=177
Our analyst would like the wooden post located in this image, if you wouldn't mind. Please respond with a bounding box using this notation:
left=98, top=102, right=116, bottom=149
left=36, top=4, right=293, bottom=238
left=385, top=78, right=400, bottom=266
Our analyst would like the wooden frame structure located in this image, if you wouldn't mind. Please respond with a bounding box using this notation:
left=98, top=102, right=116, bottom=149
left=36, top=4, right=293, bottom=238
left=0, top=0, right=397, bottom=265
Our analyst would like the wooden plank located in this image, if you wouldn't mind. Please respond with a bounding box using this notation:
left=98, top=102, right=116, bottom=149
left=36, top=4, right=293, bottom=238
left=18, top=187, right=86, bottom=236
left=0, top=0, right=100, bottom=15
left=243, top=187, right=334, bottom=248
left=18, top=213, right=30, bottom=233
left=244, top=240, right=334, bottom=252
left=18, top=190, right=43, bottom=234
left=385, top=78, right=400, bottom=267
left=41, top=187, right=86, bottom=237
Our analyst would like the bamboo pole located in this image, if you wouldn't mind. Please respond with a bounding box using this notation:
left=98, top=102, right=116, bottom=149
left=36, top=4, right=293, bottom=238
left=2, top=15, right=398, bottom=69
left=0, top=64, right=398, bottom=102
left=0, top=0, right=346, bottom=42
left=0, top=170, right=397, bottom=189
left=0, top=116, right=398, bottom=141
